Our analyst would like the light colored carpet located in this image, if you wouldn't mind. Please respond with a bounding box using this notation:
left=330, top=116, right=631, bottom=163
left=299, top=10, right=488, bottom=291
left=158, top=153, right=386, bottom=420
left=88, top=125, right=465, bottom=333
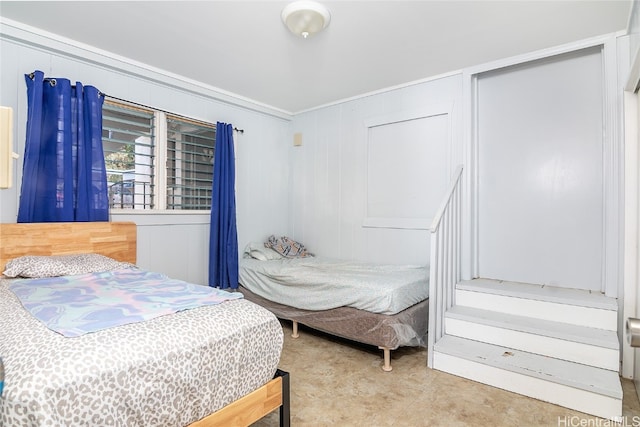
left=253, top=320, right=640, bottom=427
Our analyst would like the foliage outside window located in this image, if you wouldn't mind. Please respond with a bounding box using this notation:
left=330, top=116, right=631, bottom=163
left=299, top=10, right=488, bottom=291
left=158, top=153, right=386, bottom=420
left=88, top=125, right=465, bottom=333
left=102, top=100, right=216, bottom=210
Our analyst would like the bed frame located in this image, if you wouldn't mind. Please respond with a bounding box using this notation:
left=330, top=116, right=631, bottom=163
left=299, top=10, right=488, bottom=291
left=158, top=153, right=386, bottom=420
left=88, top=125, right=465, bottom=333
left=0, top=221, right=290, bottom=427
left=0, top=221, right=137, bottom=270
left=239, top=284, right=428, bottom=372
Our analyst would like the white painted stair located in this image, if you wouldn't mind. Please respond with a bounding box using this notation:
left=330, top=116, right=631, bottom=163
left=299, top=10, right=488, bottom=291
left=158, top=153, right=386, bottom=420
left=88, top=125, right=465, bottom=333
left=432, top=279, right=623, bottom=420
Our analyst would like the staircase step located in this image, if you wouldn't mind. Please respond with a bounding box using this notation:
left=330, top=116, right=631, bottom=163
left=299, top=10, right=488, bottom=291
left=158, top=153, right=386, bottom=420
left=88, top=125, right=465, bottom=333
left=456, top=279, right=617, bottom=331
left=457, top=278, right=617, bottom=309
left=445, top=306, right=619, bottom=370
left=433, top=335, right=622, bottom=420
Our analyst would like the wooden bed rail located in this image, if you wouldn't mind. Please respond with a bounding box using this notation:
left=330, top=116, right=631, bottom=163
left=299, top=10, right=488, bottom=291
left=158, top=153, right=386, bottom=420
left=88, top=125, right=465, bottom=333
left=190, top=370, right=290, bottom=427
left=427, top=165, right=463, bottom=368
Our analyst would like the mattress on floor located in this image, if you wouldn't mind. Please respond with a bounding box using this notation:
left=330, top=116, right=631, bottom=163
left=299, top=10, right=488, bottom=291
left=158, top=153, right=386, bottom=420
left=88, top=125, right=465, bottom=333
left=0, top=277, right=284, bottom=427
left=239, top=256, right=429, bottom=315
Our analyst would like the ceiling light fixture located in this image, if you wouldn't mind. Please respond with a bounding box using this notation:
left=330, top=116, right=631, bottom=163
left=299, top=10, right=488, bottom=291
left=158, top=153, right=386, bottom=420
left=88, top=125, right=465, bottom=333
left=281, top=1, right=331, bottom=39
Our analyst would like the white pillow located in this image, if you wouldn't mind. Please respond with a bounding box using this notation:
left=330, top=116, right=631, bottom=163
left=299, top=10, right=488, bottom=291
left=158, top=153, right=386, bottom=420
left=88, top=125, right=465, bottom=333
left=244, top=242, right=284, bottom=261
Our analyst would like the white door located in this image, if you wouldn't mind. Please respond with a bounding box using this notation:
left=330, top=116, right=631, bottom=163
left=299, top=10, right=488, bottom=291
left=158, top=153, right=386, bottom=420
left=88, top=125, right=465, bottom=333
left=476, top=47, right=605, bottom=291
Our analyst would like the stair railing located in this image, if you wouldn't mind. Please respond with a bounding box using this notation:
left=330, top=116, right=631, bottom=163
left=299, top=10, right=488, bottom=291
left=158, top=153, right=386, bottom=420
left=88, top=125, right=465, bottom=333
left=427, top=165, right=463, bottom=368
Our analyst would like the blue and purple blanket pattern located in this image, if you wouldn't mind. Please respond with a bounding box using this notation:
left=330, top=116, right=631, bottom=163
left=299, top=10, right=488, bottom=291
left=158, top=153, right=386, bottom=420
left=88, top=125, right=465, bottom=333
left=9, top=269, right=243, bottom=337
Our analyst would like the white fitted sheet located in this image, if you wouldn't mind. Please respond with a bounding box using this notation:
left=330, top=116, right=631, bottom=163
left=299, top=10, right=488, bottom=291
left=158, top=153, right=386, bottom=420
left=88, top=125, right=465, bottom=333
left=239, top=256, right=429, bottom=315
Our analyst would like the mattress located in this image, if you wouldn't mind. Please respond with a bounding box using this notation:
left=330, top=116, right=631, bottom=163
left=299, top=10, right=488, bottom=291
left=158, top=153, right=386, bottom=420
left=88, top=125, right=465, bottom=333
left=0, top=276, right=284, bottom=427
left=239, top=257, right=429, bottom=315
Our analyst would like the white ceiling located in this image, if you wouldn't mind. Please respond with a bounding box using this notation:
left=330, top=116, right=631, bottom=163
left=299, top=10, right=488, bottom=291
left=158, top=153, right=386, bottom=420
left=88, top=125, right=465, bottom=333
left=0, top=1, right=632, bottom=114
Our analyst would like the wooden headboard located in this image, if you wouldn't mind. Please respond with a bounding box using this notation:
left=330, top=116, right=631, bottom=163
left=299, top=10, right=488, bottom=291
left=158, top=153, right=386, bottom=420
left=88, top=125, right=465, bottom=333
left=0, top=222, right=137, bottom=272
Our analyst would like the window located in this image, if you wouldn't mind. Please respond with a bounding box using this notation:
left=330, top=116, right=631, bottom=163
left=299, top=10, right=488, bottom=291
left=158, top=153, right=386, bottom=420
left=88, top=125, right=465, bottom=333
left=102, top=100, right=216, bottom=211
left=166, top=116, right=216, bottom=210
left=103, top=101, right=155, bottom=209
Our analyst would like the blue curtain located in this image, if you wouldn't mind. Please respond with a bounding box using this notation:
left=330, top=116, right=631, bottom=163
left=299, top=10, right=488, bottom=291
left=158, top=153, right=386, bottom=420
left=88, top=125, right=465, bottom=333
left=17, top=70, right=108, bottom=223
left=208, top=122, right=239, bottom=289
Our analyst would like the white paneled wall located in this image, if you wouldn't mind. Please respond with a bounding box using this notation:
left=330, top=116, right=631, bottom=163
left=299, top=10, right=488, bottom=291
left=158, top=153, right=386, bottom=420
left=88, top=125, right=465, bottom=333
left=477, top=47, right=605, bottom=291
left=289, top=75, right=464, bottom=265
left=0, top=29, right=292, bottom=284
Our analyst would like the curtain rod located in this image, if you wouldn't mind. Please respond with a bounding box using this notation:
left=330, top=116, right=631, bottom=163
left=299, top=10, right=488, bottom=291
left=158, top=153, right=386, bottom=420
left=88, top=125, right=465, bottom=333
left=26, top=73, right=245, bottom=133
left=103, top=94, right=244, bottom=133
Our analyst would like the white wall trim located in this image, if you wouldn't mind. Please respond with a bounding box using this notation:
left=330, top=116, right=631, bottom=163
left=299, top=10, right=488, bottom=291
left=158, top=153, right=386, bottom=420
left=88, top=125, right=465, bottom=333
left=110, top=211, right=211, bottom=226
left=625, top=1, right=639, bottom=47
left=363, top=106, right=451, bottom=129
left=621, top=21, right=640, bottom=379
left=466, top=32, right=619, bottom=77
left=626, top=50, right=640, bottom=92
left=362, top=217, right=431, bottom=231
left=296, top=71, right=462, bottom=115
left=464, top=71, right=479, bottom=280
left=622, top=91, right=639, bottom=380
left=603, top=36, right=623, bottom=299
left=0, top=17, right=293, bottom=120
